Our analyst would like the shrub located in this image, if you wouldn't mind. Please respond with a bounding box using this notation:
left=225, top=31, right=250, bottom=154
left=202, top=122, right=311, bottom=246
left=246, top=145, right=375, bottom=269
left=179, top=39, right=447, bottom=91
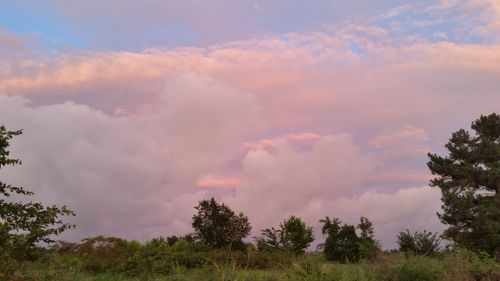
left=75, top=236, right=137, bottom=273
left=124, top=237, right=211, bottom=276
left=320, top=216, right=380, bottom=263
left=397, top=230, right=441, bottom=256
left=256, top=216, right=314, bottom=255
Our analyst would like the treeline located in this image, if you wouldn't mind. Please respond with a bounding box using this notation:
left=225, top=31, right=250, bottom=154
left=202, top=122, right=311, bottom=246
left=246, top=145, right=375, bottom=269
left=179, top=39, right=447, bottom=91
left=2, top=196, right=498, bottom=281
left=5, top=197, right=445, bottom=277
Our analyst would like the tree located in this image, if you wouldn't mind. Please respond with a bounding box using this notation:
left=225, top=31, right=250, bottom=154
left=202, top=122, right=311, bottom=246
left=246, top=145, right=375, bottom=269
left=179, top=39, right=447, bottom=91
left=397, top=229, right=441, bottom=256
left=191, top=197, right=251, bottom=249
left=320, top=217, right=359, bottom=262
left=357, top=216, right=374, bottom=240
left=256, top=227, right=281, bottom=251
left=256, top=216, right=314, bottom=255
left=357, top=216, right=380, bottom=260
left=280, top=216, right=315, bottom=255
left=320, top=216, right=379, bottom=262
left=281, top=216, right=314, bottom=255
left=427, top=113, right=500, bottom=256
left=0, top=125, right=74, bottom=261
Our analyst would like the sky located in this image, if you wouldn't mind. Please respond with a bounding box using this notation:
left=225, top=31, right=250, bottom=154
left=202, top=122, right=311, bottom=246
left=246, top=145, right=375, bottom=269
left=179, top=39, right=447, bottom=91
left=0, top=0, right=499, bottom=249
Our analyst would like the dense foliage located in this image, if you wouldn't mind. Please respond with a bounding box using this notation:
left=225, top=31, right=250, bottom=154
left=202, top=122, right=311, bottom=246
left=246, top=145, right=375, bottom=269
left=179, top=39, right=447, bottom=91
left=320, top=216, right=380, bottom=262
left=428, top=113, right=500, bottom=256
left=256, top=215, right=314, bottom=255
left=397, top=230, right=441, bottom=256
left=192, top=197, right=251, bottom=250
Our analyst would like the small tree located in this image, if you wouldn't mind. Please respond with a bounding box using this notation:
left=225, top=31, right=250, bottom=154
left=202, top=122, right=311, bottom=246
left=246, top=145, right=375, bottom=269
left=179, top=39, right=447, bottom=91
left=0, top=125, right=74, bottom=261
left=428, top=113, right=499, bottom=256
left=281, top=216, right=314, bottom=255
left=256, top=227, right=281, bottom=251
left=397, top=229, right=441, bottom=256
left=320, top=217, right=360, bottom=262
left=358, top=216, right=374, bottom=239
left=256, top=216, right=314, bottom=255
left=357, top=216, right=380, bottom=260
left=192, top=197, right=251, bottom=249
left=320, top=216, right=379, bottom=262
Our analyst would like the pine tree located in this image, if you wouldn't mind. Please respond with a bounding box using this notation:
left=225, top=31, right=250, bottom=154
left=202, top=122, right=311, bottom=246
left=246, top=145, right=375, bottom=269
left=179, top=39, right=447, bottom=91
left=427, top=113, right=500, bottom=256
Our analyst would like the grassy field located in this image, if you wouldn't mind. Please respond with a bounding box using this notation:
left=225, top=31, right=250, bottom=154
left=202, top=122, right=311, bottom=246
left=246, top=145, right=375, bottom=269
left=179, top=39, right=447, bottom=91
left=5, top=250, right=499, bottom=281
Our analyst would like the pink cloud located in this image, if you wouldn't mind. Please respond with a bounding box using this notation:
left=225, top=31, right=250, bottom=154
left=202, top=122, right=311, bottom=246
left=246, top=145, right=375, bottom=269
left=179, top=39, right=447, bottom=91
left=370, top=126, right=428, bottom=148
left=242, top=139, right=278, bottom=151
left=197, top=177, right=241, bottom=189
left=287, top=132, right=321, bottom=143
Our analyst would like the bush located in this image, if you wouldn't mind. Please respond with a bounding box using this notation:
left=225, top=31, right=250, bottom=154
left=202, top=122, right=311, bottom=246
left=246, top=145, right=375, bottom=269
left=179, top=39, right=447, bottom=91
left=76, top=236, right=137, bottom=273
left=124, top=238, right=211, bottom=276
left=447, top=247, right=500, bottom=281
left=397, top=230, right=441, bottom=256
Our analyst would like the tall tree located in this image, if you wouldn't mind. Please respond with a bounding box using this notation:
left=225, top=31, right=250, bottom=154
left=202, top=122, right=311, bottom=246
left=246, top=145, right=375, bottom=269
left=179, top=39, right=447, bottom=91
left=427, top=113, right=500, bottom=256
left=192, top=197, right=251, bottom=249
left=0, top=125, right=74, bottom=261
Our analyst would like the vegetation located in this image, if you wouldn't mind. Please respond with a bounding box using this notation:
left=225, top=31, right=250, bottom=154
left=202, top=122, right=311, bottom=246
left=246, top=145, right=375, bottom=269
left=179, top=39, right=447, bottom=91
left=3, top=248, right=499, bottom=281
left=0, top=125, right=74, bottom=279
left=397, top=230, right=441, bottom=257
left=256, top=215, right=314, bottom=255
left=192, top=197, right=251, bottom=250
left=428, top=113, right=500, bottom=257
left=320, top=216, right=380, bottom=262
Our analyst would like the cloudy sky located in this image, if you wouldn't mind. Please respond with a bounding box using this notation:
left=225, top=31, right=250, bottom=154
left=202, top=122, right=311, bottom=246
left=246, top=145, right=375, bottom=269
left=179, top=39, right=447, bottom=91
left=0, top=0, right=499, bottom=249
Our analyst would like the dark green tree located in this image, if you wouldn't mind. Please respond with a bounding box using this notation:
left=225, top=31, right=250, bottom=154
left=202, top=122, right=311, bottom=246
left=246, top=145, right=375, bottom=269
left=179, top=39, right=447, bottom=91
left=280, top=216, right=314, bottom=255
left=320, top=216, right=379, bottom=262
left=256, top=216, right=314, bottom=255
left=191, top=197, right=251, bottom=249
left=427, top=113, right=500, bottom=256
left=357, top=216, right=374, bottom=240
left=281, top=216, right=314, bottom=255
left=256, top=227, right=281, bottom=251
left=320, top=217, right=360, bottom=262
left=0, top=125, right=74, bottom=261
left=357, top=216, right=380, bottom=260
left=397, top=229, right=441, bottom=256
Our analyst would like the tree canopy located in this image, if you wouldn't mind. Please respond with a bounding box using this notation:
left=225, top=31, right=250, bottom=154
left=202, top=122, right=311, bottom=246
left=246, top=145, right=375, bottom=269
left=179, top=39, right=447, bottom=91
left=256, top=215, right=314, bottom=255
left=427, top=113, right=500, bottom=256
left=397, top=229, right=441, bottom=256
left=191, top=197, right=251, bottom=249
left=320, top=216, right=380, bottom=262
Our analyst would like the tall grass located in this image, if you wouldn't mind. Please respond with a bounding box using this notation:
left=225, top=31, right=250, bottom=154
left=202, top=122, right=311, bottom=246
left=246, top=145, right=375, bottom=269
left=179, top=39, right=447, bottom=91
left=4, top=250, right=499, bottom=281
